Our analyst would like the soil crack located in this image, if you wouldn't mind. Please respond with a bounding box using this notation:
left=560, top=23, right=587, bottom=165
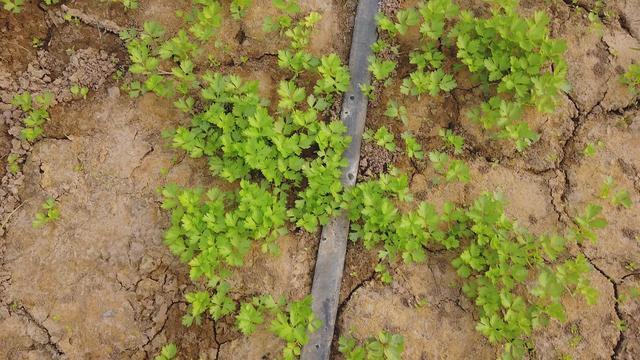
left=618, top=13, right=639, bottom=41
left=337, top=269, right=376, bottom=316
left=142, top=300, right=181, bottom=356
left=130, top=145, right=155, bottom=177
left=10, top=305, right=65, bottom=357
left=579, top=250, right=626, bottom=359
left=554, top=86, right=630, bottom=357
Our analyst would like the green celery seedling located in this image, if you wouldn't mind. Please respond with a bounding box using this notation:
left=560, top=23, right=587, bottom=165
left=339, top=331, right=404, bottom=360
left=2, top=0, right=25, bottom=13
left=368, top=56, right=396, bottom=82
left=32, top=198, right=60, bottom=228
left=364, top=127, right=396, bottom=152
left=622, top=64, right=640, bottom=94
left=439, top=129, right=464, bottom=154
left=402, top=132, right=424, bottom=159
left=154, top=343, right=177, bottom=360
left=384, top=100, right=408, bottom=125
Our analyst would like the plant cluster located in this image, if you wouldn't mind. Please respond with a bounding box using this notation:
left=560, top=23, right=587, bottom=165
left=428, top=150, right=470, bottom=184
left=236, top=295, right=320, bottom=359
left=598, top=176, right=632, bottom=209
left=338, top=331, right=405, bottom=360
left=341, top=168, right=469, bottom=282
left=439, top=128, right=464, bottom=154
left=162, top=181, right=287, bottom=290
left=347, top=8, right=598, bottom=354
left=121, top=0, right=351, bottom=355
left=454, top=1, right=569, bottom=151
left=612, top=318, right=627, bottom=332
left=372, top=0, right=569, bottom=152
left=32, top=198, right=60, bottom=228
left=375, top=5, right=458, bottom=99
left=567, top=204, right=608, bottom=244
left=70, top=84, right=89, bottom=99
left=365, top=126, right=468, bottom=185
left=11, top=91, right=55, bottom=142
left=380, top=105, right=471, bottom=178
left=263, top=0, right=301, bottom=33
left=452, top=195, right=600, bottom=359
left=383, top=101, right=408, bottom=125
left=364, top=126, right=396, bottom=152
left=360, top=38, right=398, bottom=102
left=343, top=172, right=604, bottom=359
left=126, top=1, right=613, bottom=359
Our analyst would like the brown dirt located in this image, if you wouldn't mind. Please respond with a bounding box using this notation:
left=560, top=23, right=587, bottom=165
left=0, top=2, right=49, bottom=76
left=0, top=0, right=639, bottom=359
left=337, top=0, right=640, bottom=359
left=358, top=142, right=397, bottom=180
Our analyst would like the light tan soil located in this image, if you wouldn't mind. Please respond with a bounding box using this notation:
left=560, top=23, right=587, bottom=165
left=0, top=0, right=638, bottom=359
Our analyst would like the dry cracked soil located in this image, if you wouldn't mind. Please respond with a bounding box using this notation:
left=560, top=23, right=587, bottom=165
left=0, top=0, right=639, bottom=359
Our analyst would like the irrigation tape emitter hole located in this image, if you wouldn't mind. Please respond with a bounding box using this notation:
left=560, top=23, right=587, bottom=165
left=300, top=0, right=380, bottom=358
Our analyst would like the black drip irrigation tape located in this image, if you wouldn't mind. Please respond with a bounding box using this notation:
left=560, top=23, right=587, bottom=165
left=300, top=0, right=379, bottom=358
